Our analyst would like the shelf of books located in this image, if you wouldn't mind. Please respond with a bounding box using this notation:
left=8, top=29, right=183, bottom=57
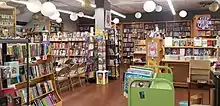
left=123, top=23, right=134, bottom=64
left=50, top=32, right=88, bottom=63
left=164, top=20, right=193, bottom=60
left=0, top=7, right=16, bottom=37
left=106, top=27, right=120, bottom=79
left=0, top=39, right=62, bottom=106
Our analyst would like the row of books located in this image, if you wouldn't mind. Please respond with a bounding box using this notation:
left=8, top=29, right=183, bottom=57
left=16, top=80, right=54, bottom=103
left=165, top=37, right=217, bottom=47
left=51, top=43, right=68, bottom=49
left=31, top=94, right=57, bottom=106
left=52, top=50, right=68, bottom=56
left=50, top=32, right=89, bottom=41
left=29, top=63, right=52, bottom=79
left=7, top=43, right=51, bottom=59
left=165, top=48, right=214, bottom=56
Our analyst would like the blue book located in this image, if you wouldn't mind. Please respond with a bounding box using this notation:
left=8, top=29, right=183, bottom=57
left=123, top=72, right=151, bottom=97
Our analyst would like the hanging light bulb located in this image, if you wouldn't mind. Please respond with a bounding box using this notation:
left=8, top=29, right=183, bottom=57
left=179, top=10, right=187, bottom=18
left=78, top=12, right=84, bottom=17
left=113, top=18, right=119, bottom=24
left=26, top=0, right=42, bottom=13
left=135, top=12, right=142, bottom=19
left=49, top=11, right=60, bottom=20
left=209, top=2, right=219, bottom=12
left=56, top=17, right=62, bottom=23
left=155, top=5, right=162, bottom=12
left=41, top=2, right=57, bottom=17
left=70, top=13, right=78, bottom=21
left=143, top=1, right=156, bottom=13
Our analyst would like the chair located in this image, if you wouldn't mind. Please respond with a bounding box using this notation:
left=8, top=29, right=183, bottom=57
left=78, top=62, right=89, bottom=84
left=69, top=63, right=83, bottom=88
left=55, top=66, right=73, bottom=93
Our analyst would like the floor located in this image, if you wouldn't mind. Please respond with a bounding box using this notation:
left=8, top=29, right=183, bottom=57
left=61, top=64, right=210, bottom=106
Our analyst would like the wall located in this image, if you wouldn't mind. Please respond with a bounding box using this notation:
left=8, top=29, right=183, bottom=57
left=60, top=13, right=78, bottom=32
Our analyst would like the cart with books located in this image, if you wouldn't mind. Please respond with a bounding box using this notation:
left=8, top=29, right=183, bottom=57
left=127, top=65, right=174, bottom=106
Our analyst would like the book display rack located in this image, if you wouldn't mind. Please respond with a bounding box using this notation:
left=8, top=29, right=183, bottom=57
left=0, top=7, right=16, bottom=38
left=106, top=27, right=120, bottom=79
left=0, top=39, right=62, bottom=106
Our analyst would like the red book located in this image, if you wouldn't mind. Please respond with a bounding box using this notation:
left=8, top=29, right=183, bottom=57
left=207, top=40, right=212, bottom=46
left=1, top=88, right=16, bottom=106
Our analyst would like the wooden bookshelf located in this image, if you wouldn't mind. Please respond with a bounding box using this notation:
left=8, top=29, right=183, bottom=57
left=15, top=55, right=62, bottom=106
left=0, top=7, right=16, bottom=37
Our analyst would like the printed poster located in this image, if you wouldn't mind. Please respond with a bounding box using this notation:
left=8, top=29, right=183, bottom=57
left=148, top=42, right=158, bottom=57
left=105, top=10, right=111, bottom=28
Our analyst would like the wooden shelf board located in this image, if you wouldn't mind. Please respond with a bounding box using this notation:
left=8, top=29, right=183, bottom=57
left=162, top=59, right=190, bottom=63
left=135, top=44, right=146, bottom=46
left=174, top=82, right=188, bottom=87
left=165, top=46, right=193, bottom=48
left=134, top=52, right=146, bottom=54
left=22, top=90, right=55, bottom=105
left=16, top=73, right=54, bottom=89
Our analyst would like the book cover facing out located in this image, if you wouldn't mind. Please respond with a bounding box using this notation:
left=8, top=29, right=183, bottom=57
left=123, top=71, right=152, bottom=97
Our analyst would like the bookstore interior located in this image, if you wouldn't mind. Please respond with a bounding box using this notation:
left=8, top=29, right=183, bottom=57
left=1, top=0, right=220, bottom=106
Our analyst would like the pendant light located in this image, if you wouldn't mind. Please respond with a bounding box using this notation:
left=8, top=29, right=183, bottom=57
left=209, top=2, right=219, bottom=12
left=113, top=18, right=119, bottom=24
left=56, top=17, right=62, bottom=23
left=155, top=5, right=162, bottom=12
left=143, top=0, right=156, bottom=13
left=41, top=2, right=57, bottom=17
left=49, top=11, right=60, bottom=20
left=26, top=0, right=42, bottom=13
left=179, top=10, right=187, bottom=18
left=70, top=13, right=78, bottom=21
left=135, top=12, right=142, bottom=19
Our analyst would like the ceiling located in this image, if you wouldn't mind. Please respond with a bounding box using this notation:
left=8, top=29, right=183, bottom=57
left=3, top=0, right=216, bottom=22
left=110, top=0, right=214, bottom=13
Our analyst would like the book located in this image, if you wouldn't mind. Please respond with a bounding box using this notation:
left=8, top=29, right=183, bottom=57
left=4, top=61, right=19, bottom=78
left=164, top=37, right=173, bottom=47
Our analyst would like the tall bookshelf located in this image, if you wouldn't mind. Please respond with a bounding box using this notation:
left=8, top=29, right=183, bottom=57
left=106, top=27, right=120, bottom=79
left=123, top=23, right=134, bottom=64
left=0, top=7, right=16, bottom=38
left=0, top=39, right=62, bottom=106
left=50, top=32, right=88, bottom=64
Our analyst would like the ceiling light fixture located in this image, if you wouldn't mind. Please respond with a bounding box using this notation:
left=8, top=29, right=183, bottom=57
left=70, top=13, right=78, bottom=21
left=57, top=9, right=94, bottom=20
left=209, top=2, right=219, bottom=12
left=10, top=0, right=27, bottom=5
left=135, top=12, right=142, bottom=19
left=179, top=10, right=187, bottom=17
left=113, top=18, right=119, bottom=24
left=41, top=2, right=57, bottom=17
left=110, top=10, right=126, bottom=18
left=56, top=17, right=62, bottom=23
left=155, top=5, right=163, bottom=12
left=26, top=0, right=42, bottom=13
left=166, top=0, right=176, bottom=15
left=143, top=1, right=156, bottom=13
